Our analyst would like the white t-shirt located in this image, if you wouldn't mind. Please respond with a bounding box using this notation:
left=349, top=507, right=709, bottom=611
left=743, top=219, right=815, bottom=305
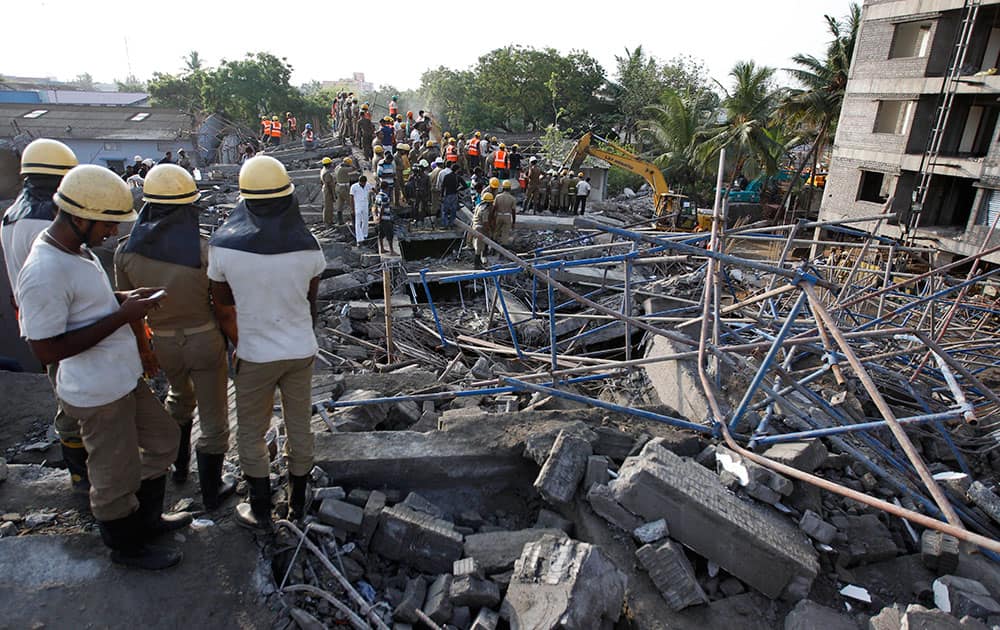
left=576, top=180, right=592, bottom=197
left=350, top=182, right=372, bottom=217
left=17, top=240, right=142, bottom=407
left=207, top=244, right=326, bottom=363
left=1, top=215, right=49, bottom=294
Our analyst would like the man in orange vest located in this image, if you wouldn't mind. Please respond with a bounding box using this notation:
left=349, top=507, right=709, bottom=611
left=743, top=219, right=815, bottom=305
left=261, top=117, right=272, bottom=144
left=492, top=143, right=509, bottom=180
left=388, top=95, right=399, bottom=117
left=285, top=112, right=298, bottom=140
left=270, top=116, right=283, bottom=146
left=466, top=131, right=481, bottom=172
left=444, top=138, right=459, bottom=165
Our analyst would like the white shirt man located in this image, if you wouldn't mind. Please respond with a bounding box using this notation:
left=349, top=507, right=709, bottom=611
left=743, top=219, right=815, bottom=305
left=350, top=177, right=373, bottom=244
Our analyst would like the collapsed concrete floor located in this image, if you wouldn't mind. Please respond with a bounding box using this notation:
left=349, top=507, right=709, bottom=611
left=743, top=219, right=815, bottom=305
left=3, top=137, right=1000, bottom=629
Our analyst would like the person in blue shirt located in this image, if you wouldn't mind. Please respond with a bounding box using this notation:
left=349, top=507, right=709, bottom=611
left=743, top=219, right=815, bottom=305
left=374, top=182, right=396, bottom=255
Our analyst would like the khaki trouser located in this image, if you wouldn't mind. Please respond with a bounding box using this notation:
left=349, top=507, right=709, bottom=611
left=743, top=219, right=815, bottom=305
left=336, top=184, right=352, bottom=222
left=323, top=190, right=336, bottom=225
left=495, top=214, right=513, bottom=246
left=152, top=326, right=230, bottom=455
left=46, top=363, right=82, bottom=443
left=234, top=356, right=315, bottom=478
left=62, top=381, right=179, bottom=521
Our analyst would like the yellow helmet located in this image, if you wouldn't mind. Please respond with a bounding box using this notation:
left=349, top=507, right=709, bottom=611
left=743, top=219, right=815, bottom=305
left=474, top=131, right=481, bottom=138
left=54, top=164, right=136, bottom=222
left=271, top=115, right=279, bottom=121
left=512, top=144, right=519, bottom=150
left=502, top=179, right=512, bottom=189
left=481, top=192, right=494, bottom=203
left=238, top=155, right=294, bottom=200
left=21, top=138, right=78, bottom=176
left=448, top=137, right=456, bottom=144
left=142, top=164, right=200, bottom=205
left=426, top=140, right=437, bottom=147
left=444, top=132, right=451, bottom=138
left=361, top=104, right=369, bottom=111
left=489, top=177, right=500, bottom=189
left=321, top=157, right=333, bottom=165
left=490, top=136, right=497, bottom=142
left=499, top=143, right=506, bottom=149
left=343, top=157, right=353, bottom=165
left=374, top=145, right=384, bottom=154
left=578, top=172, right=584, bottom=177
left=458, top=133, right=465, bottom=139
left=397, top=143, right=410, bottom=152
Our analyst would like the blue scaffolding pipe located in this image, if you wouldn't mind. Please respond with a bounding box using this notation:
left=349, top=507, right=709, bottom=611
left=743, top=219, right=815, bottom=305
left=492, top=275, right=526, bottom=360
left=752, top=409, right=967, bottom=445
left=420, top=269, right=449, bottom=348
left=548, top=280, right=558, bottom=372
left=501, top=376, right=716, bottom=435
left=321, top=372, right=615, bottom=409
left=729, top=290, right=809, bottom=432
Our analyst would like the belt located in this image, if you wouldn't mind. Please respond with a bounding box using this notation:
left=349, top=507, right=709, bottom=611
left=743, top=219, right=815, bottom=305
left=151, top=321, right=217, bottom=337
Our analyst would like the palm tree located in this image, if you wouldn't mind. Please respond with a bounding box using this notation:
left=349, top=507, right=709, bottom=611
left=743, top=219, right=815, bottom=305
left=698, top=61, right=784, bottom=179
left=780, top=3, right=862, bottom=210
left=640, top=88, right=716, bottom=199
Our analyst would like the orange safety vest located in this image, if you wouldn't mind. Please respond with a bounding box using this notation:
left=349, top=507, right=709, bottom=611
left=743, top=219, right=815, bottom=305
left=389, top=102, right=398, bottom=116
left=262, top=120, right=272, bottom=136
left=271, top=121, right=282, bottom=138
left=466, top=140, right=480, bottom=156
left=303, top=129, right=314, bottom=142
left=493, top=149, right=507, bottom=168
left=288, top=116, right=297, bottom=131
left=445, top=145, right=459, bottom=162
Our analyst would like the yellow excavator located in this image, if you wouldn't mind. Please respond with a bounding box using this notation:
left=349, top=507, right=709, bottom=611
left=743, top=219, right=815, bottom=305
left=563, top=132, right=710, bottom=231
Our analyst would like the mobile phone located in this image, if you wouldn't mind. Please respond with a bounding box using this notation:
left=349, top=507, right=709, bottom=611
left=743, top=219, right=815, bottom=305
left=147, top=289, right=167, bottom=301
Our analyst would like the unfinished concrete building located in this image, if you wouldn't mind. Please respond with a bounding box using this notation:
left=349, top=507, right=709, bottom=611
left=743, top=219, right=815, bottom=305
left=821, top=0, right=1000, bottom=263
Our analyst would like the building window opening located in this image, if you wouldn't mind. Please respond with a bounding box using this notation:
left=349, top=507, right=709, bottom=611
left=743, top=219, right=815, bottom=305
left=890, top=21, right=933, bottom=59
left=858, top=170, right=890, bottom=203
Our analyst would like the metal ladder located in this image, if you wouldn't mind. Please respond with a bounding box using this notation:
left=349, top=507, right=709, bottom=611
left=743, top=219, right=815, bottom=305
left=907, top=0, right=982, bottom=243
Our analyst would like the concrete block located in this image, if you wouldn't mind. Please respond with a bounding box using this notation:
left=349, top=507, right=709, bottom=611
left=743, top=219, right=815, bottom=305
left=453, top=557, right=480, bottom=577
left=534, top=508, right=573, bottom=534
left=312, top=486, right=346, bottom=501
left=762, top=440, right=829, bottom=473
left=610, top=440, right=819, bottom=599
left=921, top=529, right=959, bottom=574
left=423, top=574, right=453, bottom=625
left=331, top=389, right=389, bottom=431
left=586, top=483, right=642, bottom=532
left=933, top=575, right=1000, bottom=619
left=401, top=492, right=446, bottom=520
left=450, top=574, right=501, bottom=609
left=470, top=608, right=499, bottom=630
left=317, top=499, right=363, bottom=533
left=463, top=528, right=567, bottom=574
left=583, top=455, right=610, bottom=490
left=371, top=505, right=464, bottom=574
left=393, top=576, right=427, bottom=624
left=633, top=519, right=669, bottom=545
left=967, top=482, right=1000, bottom=527
left=901, top=604, right=964, bottom=630
left=502, top=534, right=626, bottom=629
left=784, top=599, right=858, bottom=630
left=799, top=510, right=837, bottom=545
left=346, top=488, right=370, bottom=507
left=360, top=490, right=386, bottom=548
left=716, top=446, right=794, bottom=497
left=832, top=514, right=898, bottom=567
left=868, top=605, right=904, bottom=630
left=636, top=540, right=708, bottom=611
left=533, top=430, right=592, bottom=506
left=451, top=606, right=472, bottom=629
left=592, top=426, right=636, bottom=461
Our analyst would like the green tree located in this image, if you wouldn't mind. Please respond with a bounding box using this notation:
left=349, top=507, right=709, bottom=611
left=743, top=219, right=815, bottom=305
left=641, top=88, right=717, bottom=202
left=73, top=73, right=94, bottom=90
left=116, top=74, right=147, bottom=92
left=780, top=3, right=861, bottom=208
left=611, top=46, right=663, bottom=145
left=699, top=60, right=784, bottom=178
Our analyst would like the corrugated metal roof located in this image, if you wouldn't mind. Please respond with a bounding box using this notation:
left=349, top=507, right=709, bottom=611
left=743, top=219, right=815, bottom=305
left=0, top=103, right=194, bottom=142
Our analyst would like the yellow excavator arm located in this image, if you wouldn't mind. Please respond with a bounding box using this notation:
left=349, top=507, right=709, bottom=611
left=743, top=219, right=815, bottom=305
left=564, top=132, right=699, bottom=228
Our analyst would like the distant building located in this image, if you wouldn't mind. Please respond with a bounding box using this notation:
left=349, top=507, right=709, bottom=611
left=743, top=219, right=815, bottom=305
left=0, top=103, right=197, bottom=173
left=0, top=77, right=150, bottom=106
left=821, top=0, right=1000, bottom=263
left=320, top=72, right=374, bottom=95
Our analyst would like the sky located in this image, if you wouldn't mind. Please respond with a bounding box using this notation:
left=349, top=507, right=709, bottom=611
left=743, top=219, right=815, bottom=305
left=3, top=0, right=857, bottom=91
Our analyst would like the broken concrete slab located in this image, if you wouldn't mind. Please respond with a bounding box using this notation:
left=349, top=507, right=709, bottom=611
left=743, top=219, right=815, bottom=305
left=330, top=389, right=389, bottom=432
left=636, top=540, right=708, bottom=611
left=642, top=329, right=714, bottom=424
left=522, top=422, right=597, bottom=466
left=900, top=604, right=964, bottom=629
left=610, top=441, right=819, bottom=599
left=799, top=510, right=837, bottom=545
left=359, top=489, right=386, bottom=548
left=633, top=519, right=669, bottom=545
left=587, top=483, right=643, bottom=533
left=533, top=430, right=592, bottom=506
left=463, top=528, right=568, bottom=574
left=400, top=492, right=447, bottom=520
left=423, top=573, right=453, bottom=625
left=501, top=534, right=626, bottom=630
left=450, top=573, right=501, bottom=609
left=535, top=508, right=573, bottom=534
left=0, top=464, right=87, bottom=515
left=716, top=446, right=794, bottom=497
left=393, top=576, right=428, bottom=624
left=317, top=498, right=363, bottom=532
left=761, top=440, right=829, bottom=473
left=933, top=575, right=1000, bottom=619
left=783, top=600, right=858, bottom=630
left=584, top=455, right=611, bottom=489
left=470, top=607, right=500, bottom=630
left=371, top=505, right=464, bottom=574
left=966, top=482, right=1000, bottom=528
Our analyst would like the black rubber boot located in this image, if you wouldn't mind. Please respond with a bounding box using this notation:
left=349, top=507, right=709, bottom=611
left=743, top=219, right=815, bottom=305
left=288, top=473, right=309, bottom=522
left=136, top=475, right=193, bottom=539
left=172, top=422, right=192, bottom=483
left=61, top=441, right=90, bottom=495
left=99, top=511, right=182, bottom=570
left=195, top=451, right=236, bottom=511
left=235, top=476, right=273, bottom=533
